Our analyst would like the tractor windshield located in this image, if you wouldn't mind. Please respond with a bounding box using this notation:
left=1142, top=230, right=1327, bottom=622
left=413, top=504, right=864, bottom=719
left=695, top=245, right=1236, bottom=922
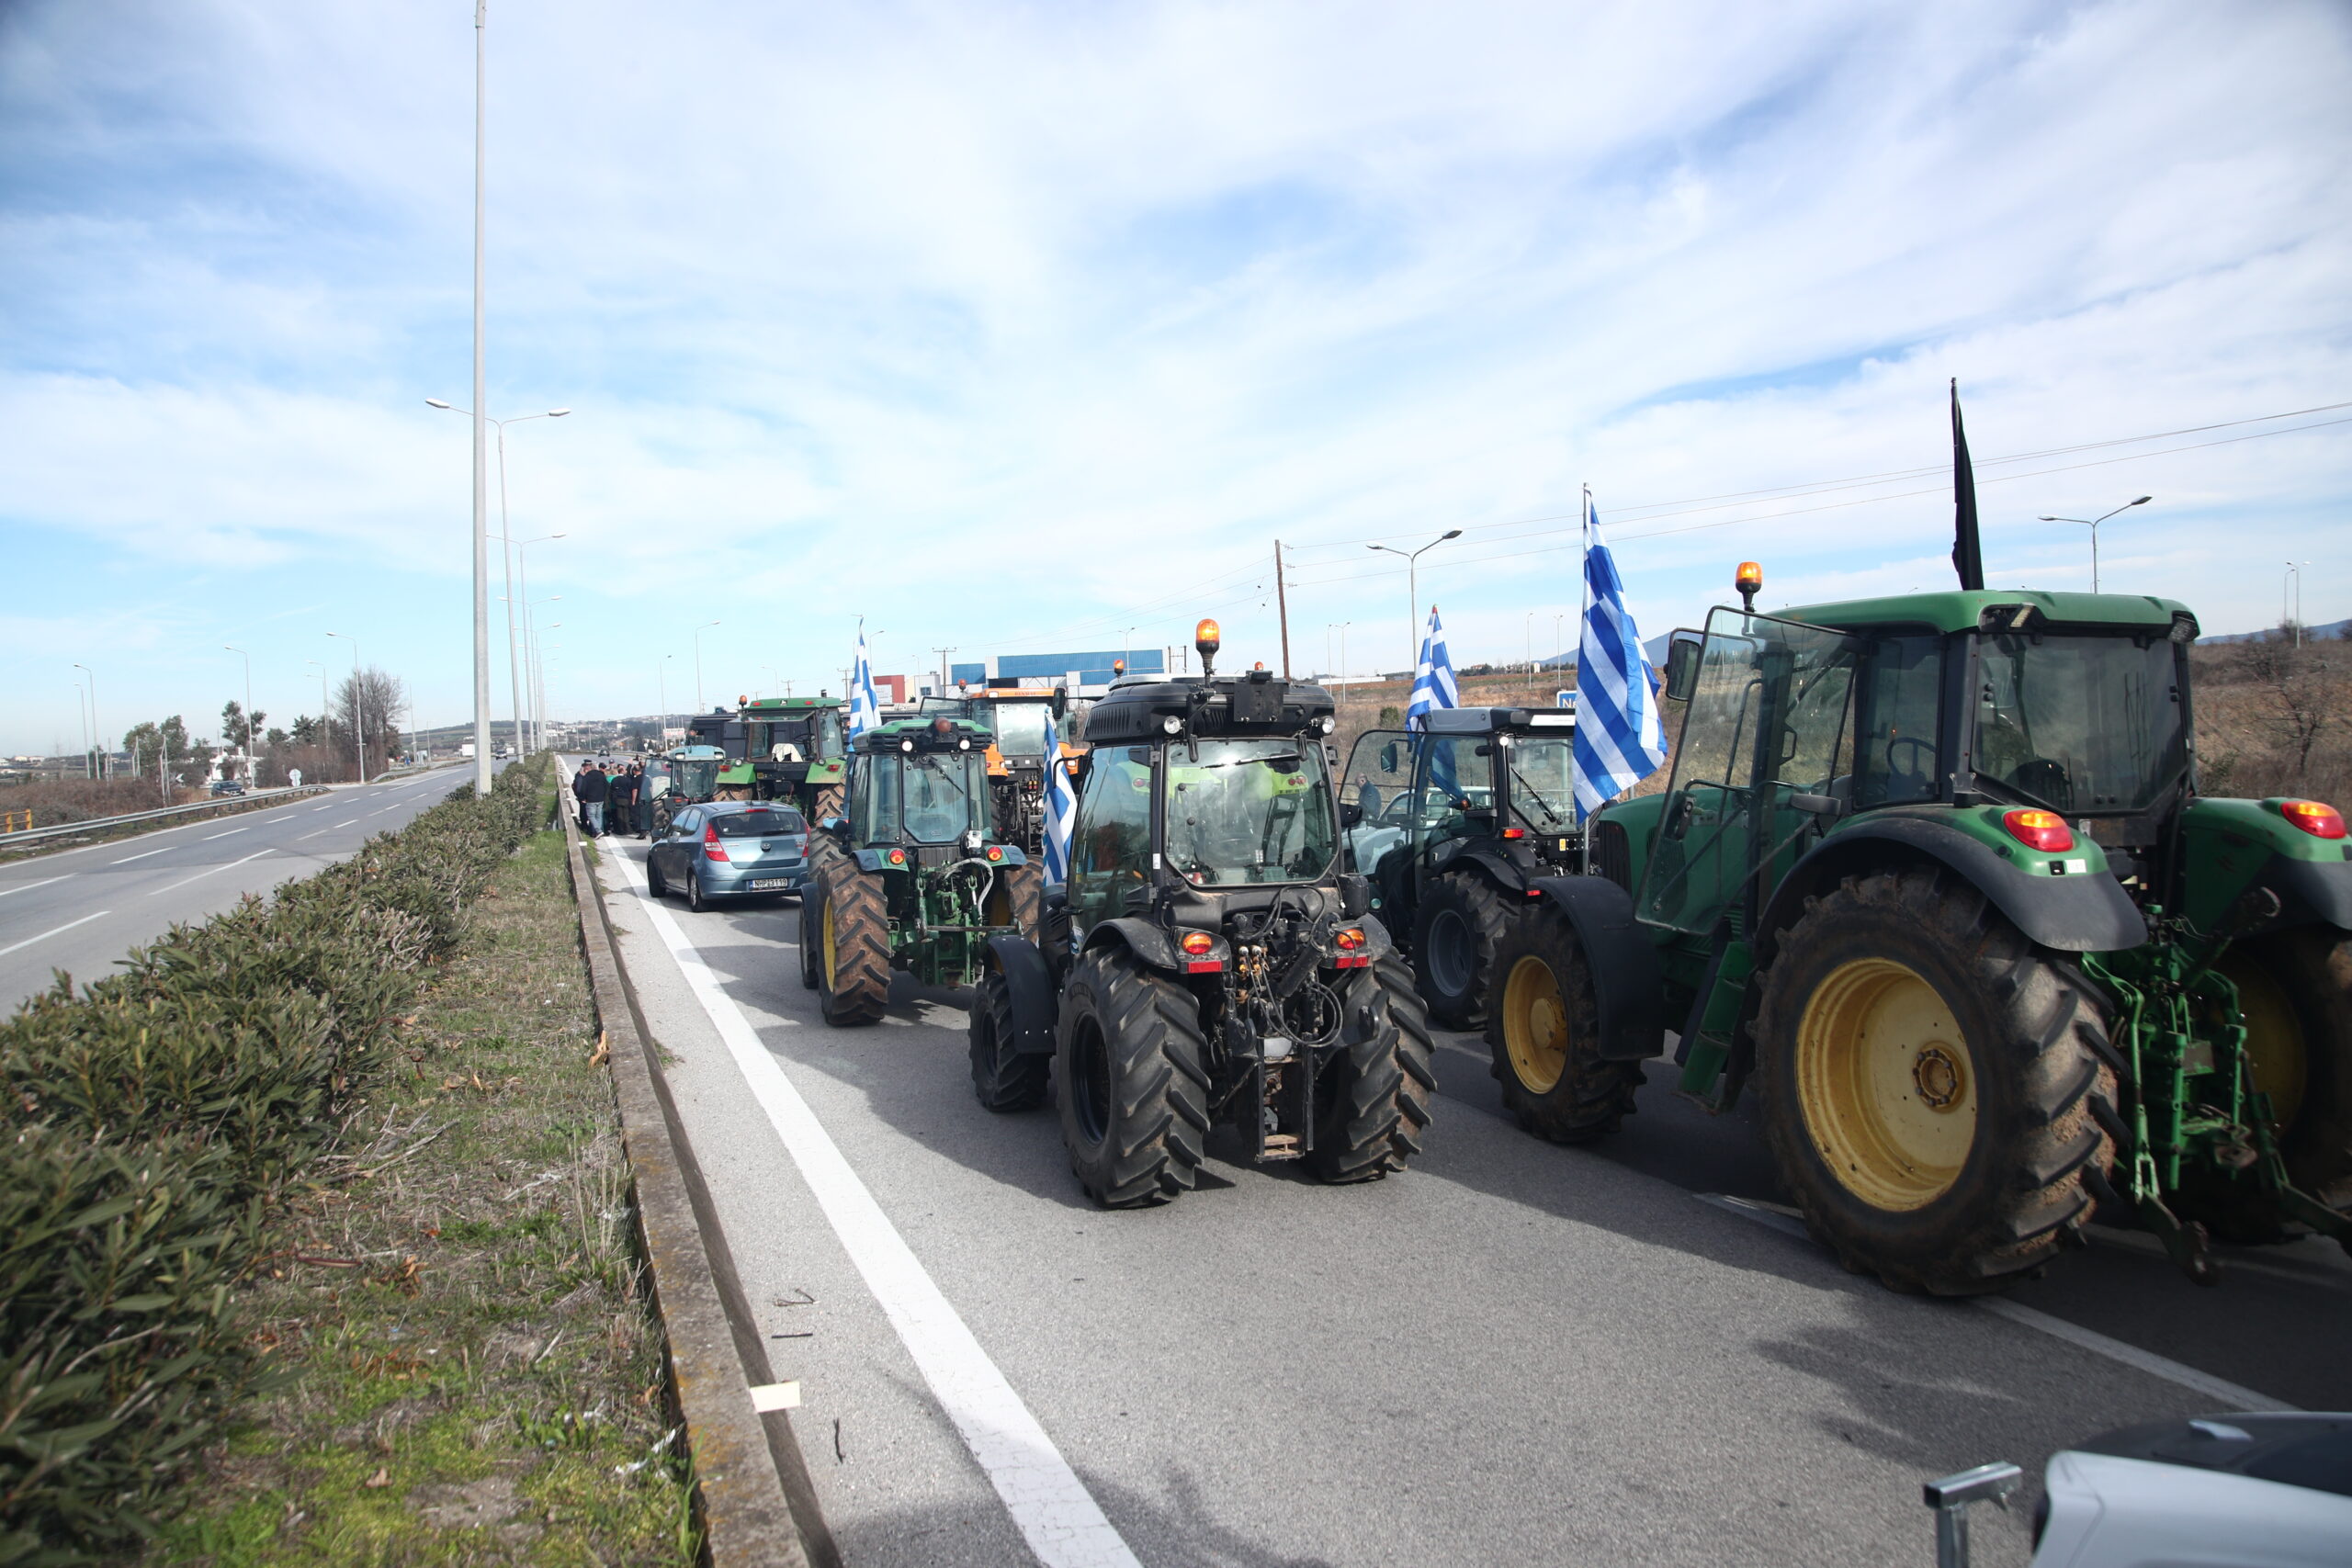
left=1165, top=740, right=1337, bottom=886
left=858, top=751, right=991, bottom=845
left=1973, top=633, right=2187, bottom=813
left=983, top=702, right=1052, bottom=760
left=1506, top=737, right=1577, bottom=834
left=672, top=758, right=718, bottom=797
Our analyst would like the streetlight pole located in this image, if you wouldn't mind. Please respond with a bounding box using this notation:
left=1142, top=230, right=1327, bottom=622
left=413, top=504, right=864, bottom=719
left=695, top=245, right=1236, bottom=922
left=71, top=681, right=91, bottom=779
left=327, top=633, right=364, bottom=782
left=2286, top=560, right=2310, bottom=646
left=72, top=663, right=100, bottom=778
left=466, top=0, right=492, bottom=795
left=1365, top=528, right=1463, bottom=672
left=693, top=621, right=720, bottom=713
left=2037, top=495, right=2150, bottom=594
left=657, top=654, right=673, bottom=742
left=430, top=401, right=570, bottom=755
left=223, top=645, right=254, bottom=781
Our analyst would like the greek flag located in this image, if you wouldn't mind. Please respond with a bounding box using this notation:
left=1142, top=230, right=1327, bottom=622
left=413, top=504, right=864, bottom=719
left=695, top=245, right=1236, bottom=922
left=849, top=623, right=881, bottom=739
left=1040, top=705, right=1076, bottom=886
left=1573, top=498, right=1668, bottom=821
left=1408, top=605, right=1459, bottom=796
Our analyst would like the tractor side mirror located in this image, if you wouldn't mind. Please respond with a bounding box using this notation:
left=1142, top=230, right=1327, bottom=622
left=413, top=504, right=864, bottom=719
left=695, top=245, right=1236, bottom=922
left=1340, top=800, right=1364, bottom=829
left=1378, top=741, right=1399, bottom=773
left=1663, top=630, right=1703, bottom=703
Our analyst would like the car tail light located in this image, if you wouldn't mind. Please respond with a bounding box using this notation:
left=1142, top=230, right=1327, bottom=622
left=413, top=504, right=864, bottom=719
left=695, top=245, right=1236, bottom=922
left=703, top=824, right=729, bottom=862
left=2002, top=808, right=2074, bottom=853
left=2278, top=799, right=2347, bottom=840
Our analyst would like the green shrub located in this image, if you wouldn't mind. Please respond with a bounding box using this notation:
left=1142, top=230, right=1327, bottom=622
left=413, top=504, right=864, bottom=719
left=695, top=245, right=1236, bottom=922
left=0, top=756, right=554, bottom=1562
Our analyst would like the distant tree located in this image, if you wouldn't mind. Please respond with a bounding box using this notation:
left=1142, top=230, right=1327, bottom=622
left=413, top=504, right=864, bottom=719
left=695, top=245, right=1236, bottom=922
left=334, top=667, right=407, bottom=778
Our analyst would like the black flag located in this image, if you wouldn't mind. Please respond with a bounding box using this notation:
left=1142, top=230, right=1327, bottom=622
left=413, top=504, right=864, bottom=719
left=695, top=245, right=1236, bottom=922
left=1951, top=378, right=1984, bottom=591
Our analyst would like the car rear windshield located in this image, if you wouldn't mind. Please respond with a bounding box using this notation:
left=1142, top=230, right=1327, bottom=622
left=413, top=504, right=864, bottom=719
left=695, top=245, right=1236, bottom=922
left=713, top=809, right=805, bottom=838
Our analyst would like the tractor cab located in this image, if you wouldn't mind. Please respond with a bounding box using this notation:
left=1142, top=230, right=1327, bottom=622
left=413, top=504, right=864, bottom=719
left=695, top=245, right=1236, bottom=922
left=1340, top=705, right=1583, bottom=1026
left=649, top=744, right=727, bottom=836
left=735, top=695, right=849, bottom=816
left=918, top=685, right=1077, bottom=853
left=842, top=716, right=997, bottom=851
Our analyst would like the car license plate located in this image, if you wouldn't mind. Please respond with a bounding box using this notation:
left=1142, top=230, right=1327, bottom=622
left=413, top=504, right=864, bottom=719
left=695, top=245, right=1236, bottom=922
left=749, top=877, right=791, bottom=891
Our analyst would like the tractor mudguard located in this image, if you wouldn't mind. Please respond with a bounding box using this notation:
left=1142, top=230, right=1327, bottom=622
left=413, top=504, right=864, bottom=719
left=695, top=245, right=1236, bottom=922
left=1082, top=917, right=1185, bottom=972
left=985, top=933, right=1058, bottom=1055
left=2253, top=853, right=2352, bottom=932
left=2177, top=796, right=2352, bottom=934
left=1429, top=840, right=1530, bottom=895
left=1760, top=815, right=2146, bottom=954
left=1525, top=875, right=1666, bottom=1061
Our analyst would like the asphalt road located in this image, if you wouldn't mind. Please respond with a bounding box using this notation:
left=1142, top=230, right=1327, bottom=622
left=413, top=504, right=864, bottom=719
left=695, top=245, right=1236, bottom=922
left=582, top=823, right=2350, bottom=1568
left=0, top=765, right=484, bottom=1011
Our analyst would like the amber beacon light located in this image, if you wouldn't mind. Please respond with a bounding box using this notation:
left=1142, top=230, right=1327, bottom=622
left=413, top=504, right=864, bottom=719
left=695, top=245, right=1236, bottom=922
left=1736, top=561, right=1763, bottom=613
left=1195, top=617, right=1222, bottom=676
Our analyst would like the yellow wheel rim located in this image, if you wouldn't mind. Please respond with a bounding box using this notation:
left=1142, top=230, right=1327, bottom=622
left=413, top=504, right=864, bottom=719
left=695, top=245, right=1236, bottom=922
left=1795, top=957, right=1975, bottom=1211
left=1501, top=953, right=1569, bottom=1094
left=2222, top=953, right=2307, bottom=1130
left=822, top=898, right=841, bottom=988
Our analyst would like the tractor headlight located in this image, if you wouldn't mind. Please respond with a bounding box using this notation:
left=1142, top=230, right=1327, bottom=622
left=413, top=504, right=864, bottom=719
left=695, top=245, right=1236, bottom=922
left=1317, top=715, right=1336, bottom=734
left=1161, top=715, right=1182, bottom=736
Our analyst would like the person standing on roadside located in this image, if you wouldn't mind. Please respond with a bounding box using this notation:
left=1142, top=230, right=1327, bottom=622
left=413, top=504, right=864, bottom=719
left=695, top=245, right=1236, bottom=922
left=608, top=761, right=639, bottom=840
left=575, top=758, right=608, bottom=836
left=627, top=761, right=650, bottom=836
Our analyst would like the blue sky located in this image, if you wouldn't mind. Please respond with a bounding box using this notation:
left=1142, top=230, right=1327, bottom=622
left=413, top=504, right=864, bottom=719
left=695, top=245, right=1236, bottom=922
left=4, top=0, right=2348, bottom=752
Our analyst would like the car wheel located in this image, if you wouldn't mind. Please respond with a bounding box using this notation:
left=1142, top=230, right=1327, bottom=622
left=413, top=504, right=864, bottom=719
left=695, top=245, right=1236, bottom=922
left=687, top=872, right=709, bottom=914
left=647, top=855, right=668, bottom=898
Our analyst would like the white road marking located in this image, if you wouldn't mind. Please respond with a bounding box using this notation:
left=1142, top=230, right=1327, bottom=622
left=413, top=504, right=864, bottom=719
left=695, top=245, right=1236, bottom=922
left=112, top=845, right=176, bottom=863
left=201, top=826, right=250, bottom=840
left=332, top=818, right=358, bottom=829
left=369, top=805, right=401, bottom=816
left=597, top=844, right=1142, bottom=1568
left=297, top=829, right=331, bottom=841
left=311, top=803, right=337, bottom=811
left=148, top=849, right=274, bottom=897
left=1696, top=1194, right=2298, bottom=1411
left=0, top=908, right=109, bottom=957
left=0, top=875, right=69, bottom=897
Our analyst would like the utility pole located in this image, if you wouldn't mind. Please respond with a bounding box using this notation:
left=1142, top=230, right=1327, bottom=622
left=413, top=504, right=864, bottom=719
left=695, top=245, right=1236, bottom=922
left=933, top=647, right=956, bottom=697
left=1274, top=539, right=1292, bottom=677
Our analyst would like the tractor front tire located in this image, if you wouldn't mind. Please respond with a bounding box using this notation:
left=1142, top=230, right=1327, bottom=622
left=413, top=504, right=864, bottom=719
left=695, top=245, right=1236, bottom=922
left=1486, top=910, right=1645, bottom=1144
left=1308, top=953, right=1437, bottom=1182
left=1752, top=866, right=2116, bottom=1295
left=797, top=883, right=821, bottom=989
left=817, top=864, right=891, bottom=1027
left=969, top=965, right=1051, bottom=1112
left=1053, top=948, right=1209, bottom=1207
left=1412, top=871, right=1513, bottom=1029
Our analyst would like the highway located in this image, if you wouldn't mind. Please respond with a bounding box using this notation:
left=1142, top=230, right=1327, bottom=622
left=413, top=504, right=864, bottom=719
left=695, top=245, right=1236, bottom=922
left=0, top=766, right=483, bottom=1012
left=581, top=823, right=2351, bottom=1568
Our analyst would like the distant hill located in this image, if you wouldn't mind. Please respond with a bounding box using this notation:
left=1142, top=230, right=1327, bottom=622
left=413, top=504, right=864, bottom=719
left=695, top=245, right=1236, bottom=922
left=2199, top=617, right=2348, bottom=645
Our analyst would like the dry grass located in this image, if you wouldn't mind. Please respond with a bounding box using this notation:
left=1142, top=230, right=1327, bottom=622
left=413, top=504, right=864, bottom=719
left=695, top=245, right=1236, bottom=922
left=153, top=827, right=696, bottom=1566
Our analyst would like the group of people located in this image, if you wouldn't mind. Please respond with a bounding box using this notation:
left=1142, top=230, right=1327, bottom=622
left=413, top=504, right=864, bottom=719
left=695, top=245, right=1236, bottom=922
left=573, top=758, right=652, bottom=838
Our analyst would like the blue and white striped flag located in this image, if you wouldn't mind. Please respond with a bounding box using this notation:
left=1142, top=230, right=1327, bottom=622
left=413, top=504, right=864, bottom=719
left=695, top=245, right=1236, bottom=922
left=1040, top=705, right=1076, bottom=886
left=1406, top=606, right=1457, bottom=730
left=848, top=622, right=881, bottom=739
left=1573, top=499, right=1668, bottom=821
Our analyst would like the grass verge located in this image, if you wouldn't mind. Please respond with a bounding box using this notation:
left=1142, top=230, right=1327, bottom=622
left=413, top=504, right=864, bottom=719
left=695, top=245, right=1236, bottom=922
left=151, top=822, right=696, bottom=1565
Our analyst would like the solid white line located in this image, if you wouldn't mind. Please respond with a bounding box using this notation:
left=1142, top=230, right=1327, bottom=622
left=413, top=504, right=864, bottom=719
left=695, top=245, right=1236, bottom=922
left=148, top=848, right=274, bottom=897
left=597, top=847, right=1142, bottom=1568
left=201, top=826, right=249, bottom=840
left=1694, top=1194, right=2298, bottom=1411
left=0, top=908, right=109, bottom=958
left=0, top=875, right=69, bottom=897
left=112, top=845, right=175, bottom=863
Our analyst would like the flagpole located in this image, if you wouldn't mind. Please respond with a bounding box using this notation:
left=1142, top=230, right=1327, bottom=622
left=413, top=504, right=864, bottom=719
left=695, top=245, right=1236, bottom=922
left=1577, top=484, right=1592, bottom=874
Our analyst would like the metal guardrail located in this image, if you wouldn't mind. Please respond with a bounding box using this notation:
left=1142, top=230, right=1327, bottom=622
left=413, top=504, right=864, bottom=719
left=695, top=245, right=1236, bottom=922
left=0, top=786, right=328, bottom=849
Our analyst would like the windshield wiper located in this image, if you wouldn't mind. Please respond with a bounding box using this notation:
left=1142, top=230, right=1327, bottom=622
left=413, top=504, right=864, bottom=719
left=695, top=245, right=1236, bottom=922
left=1510, top=766, right=1570, bottom=826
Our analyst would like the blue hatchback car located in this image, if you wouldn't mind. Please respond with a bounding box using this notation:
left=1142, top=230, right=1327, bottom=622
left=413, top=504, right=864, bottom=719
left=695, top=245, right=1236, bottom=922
left=646, top=801, right=810, bottom=910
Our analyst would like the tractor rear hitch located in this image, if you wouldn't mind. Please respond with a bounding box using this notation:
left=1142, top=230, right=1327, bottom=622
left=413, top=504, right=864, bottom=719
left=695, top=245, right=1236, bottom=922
left=2136, top=1193, right=2221, bottom=1286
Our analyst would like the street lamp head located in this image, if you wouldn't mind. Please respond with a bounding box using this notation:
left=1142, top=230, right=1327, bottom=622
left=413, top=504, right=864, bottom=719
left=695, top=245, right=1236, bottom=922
left=1441, top=528, right=1463, bottom=541
left=2132, top=495, right=2152, bottom=506
left=548, top=409, right=571, bottom=418
left=425, top=398, right=452, bottom=409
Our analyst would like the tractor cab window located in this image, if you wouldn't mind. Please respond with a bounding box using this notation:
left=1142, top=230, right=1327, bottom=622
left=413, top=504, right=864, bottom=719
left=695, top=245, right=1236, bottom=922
left=1165, top=740, right=1337, bottom=887
left=815, top=708, right=844, bottom=760
left=859, top=751, right=990, bottom=845
left=986, top=702, right=1052, bottom=760
left=673, top=759, right=718, bottom=798
left=1503, top=736, right=1577, bottom=835
left=1974, top=633, right=2187, bottom=813
left=1069, top=746, right=1155, bottom=925
left=1851, top=634, right=1944, bottom=808
left=1414, top=733, right=1498, bottom=850
left=1636, top=609, right=1856, bottom=935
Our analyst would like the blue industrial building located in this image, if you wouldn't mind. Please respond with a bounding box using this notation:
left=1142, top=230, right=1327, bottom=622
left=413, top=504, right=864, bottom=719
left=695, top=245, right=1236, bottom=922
left=949, top=649, right=1169, bottom=690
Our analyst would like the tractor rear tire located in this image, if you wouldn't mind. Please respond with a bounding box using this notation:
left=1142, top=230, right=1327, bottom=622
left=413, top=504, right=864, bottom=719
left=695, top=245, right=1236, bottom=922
left=809, top=784, right=844, bottom=824
left=2177, top=925, right=2352, bottom=1241
left=1752, top=866, right=2117, bottom=1296
left=1308, top=953, right=1437, bottom=1182
left=797, top=883, right=821, bottom=989
left=1053, top=948, right=1209, bottom=1207
left=1486, top=909, right=1645, bottom=1144
left=969, top=965, right=1050, bottom=1112
left=1413, top=871, right=1513, bottom=1029
left=986, top=861, right=1044, bottom=940
left=817, top=864, right=891, bottom=1027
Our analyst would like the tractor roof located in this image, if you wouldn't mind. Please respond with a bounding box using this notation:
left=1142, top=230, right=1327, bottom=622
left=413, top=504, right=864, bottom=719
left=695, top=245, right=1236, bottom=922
left=1083, top=671, right=1336, bottom=743
left=667, top=745, right=725, bottom=761
left=743, top=697, right=837, bottom=711
left=1419, top=705, right=1578, bottom=736
left=1777, top=589, right=2196, bottom=637
left=852, top=716, right=992, bottom=755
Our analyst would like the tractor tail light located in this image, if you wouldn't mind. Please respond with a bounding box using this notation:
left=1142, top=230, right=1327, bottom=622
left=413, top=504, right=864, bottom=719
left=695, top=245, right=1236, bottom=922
left=1179, top=931, right=1221, bottom=973
left=2002, top=808, right=2074, bottom=853
left=986, top=845, right=1005, bottom=862
left=703, top=824, right=729, bottom=862
left=887, top=848, right=908, bottom=866
left=1333, top=928, right=1371, bottom=967
left=1501, top=827, right=1526, bottom=840
left=2278, top=799, right=2347, bottom=840
left=1180, top=931, right=1216, bottom=954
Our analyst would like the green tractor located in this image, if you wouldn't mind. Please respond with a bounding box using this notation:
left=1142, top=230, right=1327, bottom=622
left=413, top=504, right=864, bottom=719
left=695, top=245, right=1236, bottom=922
left=1341, top=705, right=1582, bottom=1029
left=975, top=620, right=1436, bottom=1206
left=1487, top=572, right=2351, bottom=1292
left=647, top=744, right=726, bottom=839
left=918, top=685, right=1078, bottom=854
left=798, top=716, right=1043, bottom=1026
left=695, top=696, right=850, bottom=818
